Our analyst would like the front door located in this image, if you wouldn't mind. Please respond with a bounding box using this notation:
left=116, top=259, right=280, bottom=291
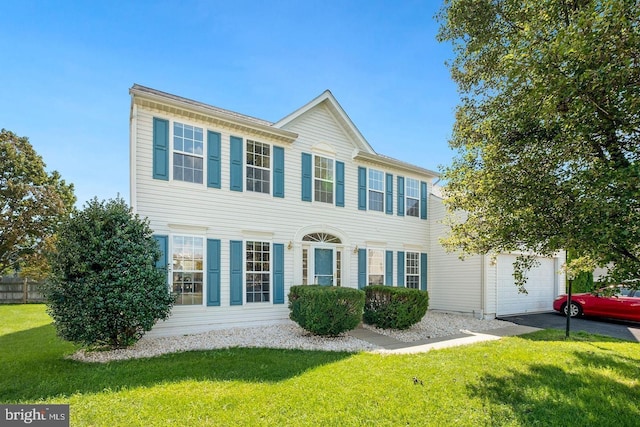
left=314, top=248, right=334, bottom=285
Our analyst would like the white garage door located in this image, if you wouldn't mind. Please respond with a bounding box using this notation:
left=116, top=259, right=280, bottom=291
left=497, top=255, right=556, bottom=316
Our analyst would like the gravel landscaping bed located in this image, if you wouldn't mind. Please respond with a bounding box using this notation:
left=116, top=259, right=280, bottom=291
left=70, top=311, right=514, bottom=363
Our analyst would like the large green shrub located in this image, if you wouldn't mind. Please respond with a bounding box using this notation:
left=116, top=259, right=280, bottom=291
left=363, top=286, right=429, bottom=330
left=44, top=197, right=174, bottom=349
left=288, top=285, right=364, bottom=336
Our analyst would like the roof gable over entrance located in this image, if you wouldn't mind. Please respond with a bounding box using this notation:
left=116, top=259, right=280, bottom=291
left=274, top=90, right=375, bottom=155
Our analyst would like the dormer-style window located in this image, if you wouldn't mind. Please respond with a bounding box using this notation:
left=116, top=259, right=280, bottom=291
left=173, top=122, right=204, bottom=184
left=368, top=169, right=384, bottom=212
left=314, top=155, right=334, bottom=203
left=246, top=140, right=271, bottom=194
left=406, top=178, right=420, bottom=217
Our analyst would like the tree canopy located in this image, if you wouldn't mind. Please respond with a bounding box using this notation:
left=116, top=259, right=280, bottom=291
left=436, top=0, right=640, bottom=285
left=0, top=129, right=75, bottom=275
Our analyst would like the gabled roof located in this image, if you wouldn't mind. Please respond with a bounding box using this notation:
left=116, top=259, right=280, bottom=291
left=130, top=84, right=298, bottom=144
left=273, top=90, right=376, bottom=155
left=130, top=84, right=439, bottom=179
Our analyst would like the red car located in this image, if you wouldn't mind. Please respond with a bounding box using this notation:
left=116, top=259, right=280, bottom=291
left=553, top=286, right=640, bottom=322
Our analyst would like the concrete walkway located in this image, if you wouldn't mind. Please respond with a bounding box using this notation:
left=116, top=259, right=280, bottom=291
left=347, top=324, right=541, bottom=354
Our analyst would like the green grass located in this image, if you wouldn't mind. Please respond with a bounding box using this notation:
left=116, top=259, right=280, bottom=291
left=2, top=305, right=639, bottom=426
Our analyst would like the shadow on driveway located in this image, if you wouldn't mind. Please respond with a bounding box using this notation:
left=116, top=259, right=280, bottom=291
left=498, top=312, right=640, bottom=342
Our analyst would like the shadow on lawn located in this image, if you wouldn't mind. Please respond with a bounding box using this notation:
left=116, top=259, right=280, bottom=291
left=468, top=352, right=640, bottom=426
left=1, top=324, right=355, bottom=402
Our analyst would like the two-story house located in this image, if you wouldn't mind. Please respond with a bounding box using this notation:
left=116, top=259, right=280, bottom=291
left=129, top=84, right=565, bottom=337
left=130, top=84, right=436, bottom=336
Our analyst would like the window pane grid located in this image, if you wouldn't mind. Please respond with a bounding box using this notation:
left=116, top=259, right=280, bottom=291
left=314, top=156, right=334, bottom=203
left=406, top=252, right=420, bottom=289
left=368, top=249, right=384, bottom=285
left=246, top=241, right=270, bottom=302
left=172, top=236, right=204, bottom=305
left=406, top=178, right=420, bottom=217
left=246, top=140, right=271, bottom=194
left=173, top=122, right=204, bottom=184
left=369, top=169, right=384, bottom=211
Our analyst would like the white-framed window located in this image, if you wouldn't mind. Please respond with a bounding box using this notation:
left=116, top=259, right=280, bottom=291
left=368, top=248, right=385, bottom=285
left=246, top=241, right=270, bottom=303
left=406, top=251, right=420, bottom=289
left=246, top=139, right=270, bottom=194
left=406, top=178, right=420, bottom=217
left=172, top=235, right=204, bottom=305
left=368, top=169, right=384, bottom=212
left=314, top=155, right=334, bottom=203
left=173, top=122, right=204, bottom=184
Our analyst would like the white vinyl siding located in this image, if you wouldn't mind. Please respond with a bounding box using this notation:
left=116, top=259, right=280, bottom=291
left=134, top=100, right=434, bottom=336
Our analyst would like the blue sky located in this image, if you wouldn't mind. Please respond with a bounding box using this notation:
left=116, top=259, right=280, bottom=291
left=1, top=1, right=458, bottom=206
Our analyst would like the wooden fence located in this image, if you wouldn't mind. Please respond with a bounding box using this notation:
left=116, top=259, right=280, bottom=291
left=0, top=276, right=46, bottom=303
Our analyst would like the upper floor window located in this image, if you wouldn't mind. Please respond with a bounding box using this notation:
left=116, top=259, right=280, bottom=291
left=246, top=241, right=270, bottom=303
left=173, top=122, right=204, bottom=184
left=368, top=169, right=384, bottom=212
left=368, top=249, right=384, bottom=285
left=246, top=140, right=270, bottom=194
left=314, top=155, right=334, bottom=203
left=406, top=251, right=420, bottom=289
left=406, top=178, right=420, bottom=217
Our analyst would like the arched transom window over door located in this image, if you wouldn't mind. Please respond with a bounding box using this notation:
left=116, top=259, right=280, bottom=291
left=301, top=233, right=342, bottom=286
left=302, top=233, right=341, bottom=244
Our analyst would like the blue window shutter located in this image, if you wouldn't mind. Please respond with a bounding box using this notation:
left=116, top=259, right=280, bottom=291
left=420, top=253, right=428, bottom=291
left=301, top=152, right=312, bottom=202
left=273, top=146, right=285, bottom=198
left=230, top=136, right=243, bottom=192
left=206, top=239, right=221, bottom=306
left=358, top=249, right=367, bottom=289
left=420, top=181, right=428, bottom=219
left=397, top=251, right=405, bottom=287
left=358, top=167, right=367, bottom=210
left=397, top=176, right=405, bottom=216
left=152, top=118, right=169, bottom=180
left=385, top=250, right=393, bottom=286
left=273, top=243, right=285, bottom=304
left=153, top=235, right=168, bottom=272
left=230, top=240, right=243, bottom=305
left=207, top=131, right=221, bottom=189
left=385, top=173, right=393, bottom=215
left=336, top=161, right=345, bottom=207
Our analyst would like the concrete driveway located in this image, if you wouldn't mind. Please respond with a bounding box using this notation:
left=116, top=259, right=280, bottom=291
left=499, top=312, right=640, bottom=342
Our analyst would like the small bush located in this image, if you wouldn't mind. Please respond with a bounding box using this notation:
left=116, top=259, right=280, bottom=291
left=363, top=286, right=429, bottom=330
left=289, top=285, right=364, bottom=336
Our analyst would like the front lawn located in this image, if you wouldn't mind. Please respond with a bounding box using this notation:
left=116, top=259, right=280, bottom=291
left=2, top=304, right=639, bottom=426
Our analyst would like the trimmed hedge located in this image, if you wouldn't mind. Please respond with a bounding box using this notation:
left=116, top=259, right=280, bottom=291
left=363, top=286, right=429, bottom=330
left=288, top=285, right=365, bottom=336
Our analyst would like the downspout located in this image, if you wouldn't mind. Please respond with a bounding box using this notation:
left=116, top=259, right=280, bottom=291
left=129, top=100, right=138, bottom=213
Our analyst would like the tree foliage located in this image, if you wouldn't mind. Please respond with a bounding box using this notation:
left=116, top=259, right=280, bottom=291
left=0, top=129, right=75, bottom=275
left=45, top=197, right=174, bottom=349
left=437, top=0, right=640, bottom=285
